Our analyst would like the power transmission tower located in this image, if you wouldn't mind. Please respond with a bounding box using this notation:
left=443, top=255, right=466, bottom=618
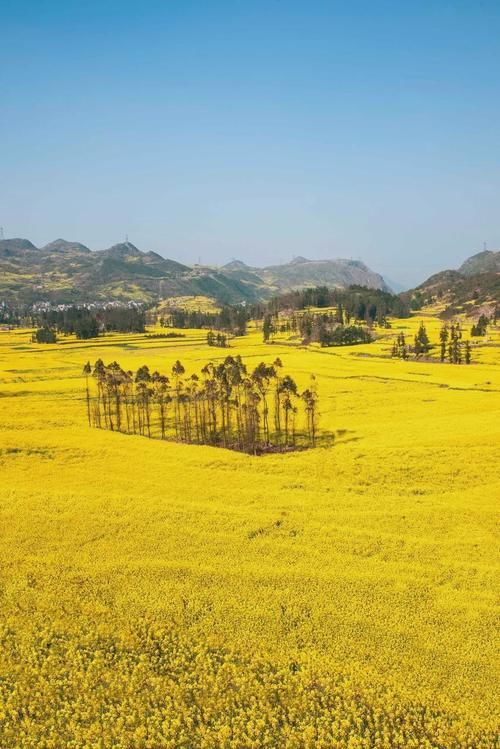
left=0, top=227, right=4, bottom=240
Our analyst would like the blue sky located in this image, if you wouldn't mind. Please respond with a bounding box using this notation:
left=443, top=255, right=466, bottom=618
left=2, top=0, right=499, bottom=286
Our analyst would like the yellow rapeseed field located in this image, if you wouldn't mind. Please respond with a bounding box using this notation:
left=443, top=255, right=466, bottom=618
left=0, top=314, right=499, bottom=748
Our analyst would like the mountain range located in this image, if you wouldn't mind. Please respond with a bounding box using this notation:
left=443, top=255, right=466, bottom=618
left=0, top=238, right=390, bottom=305
left=1, top=238, right=498, bottom=313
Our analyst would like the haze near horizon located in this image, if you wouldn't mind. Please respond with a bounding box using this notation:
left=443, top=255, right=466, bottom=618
left=2, top=0, right=500, bottom=287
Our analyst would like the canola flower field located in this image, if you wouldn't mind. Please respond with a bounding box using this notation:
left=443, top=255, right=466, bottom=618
left=0, top=314, right=499, bottom=748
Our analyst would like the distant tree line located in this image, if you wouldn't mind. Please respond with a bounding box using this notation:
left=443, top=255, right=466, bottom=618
left=0, top=302, right=21, bottom=326
left=34, top=306, right=146, bottom=339
left=252, top=285, right=410, bottom=323
left=144, top=332, right=186, bottom=339
left=159, top=306, right=248, bottom=336
left=84, top=356, right=319, bottom=454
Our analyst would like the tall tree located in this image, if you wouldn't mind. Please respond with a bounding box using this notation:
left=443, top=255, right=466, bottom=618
left=83, top=361, right=92, bottom=426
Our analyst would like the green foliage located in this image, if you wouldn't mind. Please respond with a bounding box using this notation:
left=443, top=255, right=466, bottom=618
left=35, top=306, right=146, bottom=339
left=262, top=314, right=274, bottom=342
left=471, top=314, right=489, bottom=337
left=88, top=356, right=319, bottom=453
left=74, top=316, right=100, bottom=339
left=391, top=332, right=408, bottom=359
left=318, top=323, right=372, bottom=347
left=162, top=305, right=248, bottom=336
left=440, top=323, right=472, bottom=364
left=144, top=332, right=186, bottom=339
left=32, top=326, right=57, bottom=343
left=414, top=322, right=431, bottom=356
left=253, top=285, right=411, bottom=321
left=207, top=331, right=229, bottom=347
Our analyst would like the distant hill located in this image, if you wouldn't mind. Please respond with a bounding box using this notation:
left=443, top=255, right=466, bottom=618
left=0, top=238, right=39, bottom=256
left=402, top=250, right=500, bottom=318
left=222, top=256, right=390, bottom=295
left=41, top=239, right=92, bottom=254
left=458, top=250, right=500, bottom=276
left=261, top=257, right=390, bottom=291
left=0, top=238, right=391, bottom=305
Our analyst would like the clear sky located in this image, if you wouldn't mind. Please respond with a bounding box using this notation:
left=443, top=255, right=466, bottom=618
left=2, top=0, right=499, bottom=287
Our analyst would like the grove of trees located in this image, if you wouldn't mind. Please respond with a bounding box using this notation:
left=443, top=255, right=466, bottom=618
left=159, top=306, right=248, bottom=336
left=439, top=324, right=472, bottom=364
left=262, top=310, right=373, bottom=346
left=32, top=327, right=57, bottom=343
left=207, top=331, right=230, bottom=347
left=470, top=315, right=489, bottom=337
left=35, top=306, right=146, bottom=339
left=391, top=322, right=472, bottom=364
left=85, top=356, right=319, bottom=454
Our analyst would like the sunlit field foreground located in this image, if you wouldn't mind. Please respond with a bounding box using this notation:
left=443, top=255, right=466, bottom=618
left=0, top=317, right=499, bottom=748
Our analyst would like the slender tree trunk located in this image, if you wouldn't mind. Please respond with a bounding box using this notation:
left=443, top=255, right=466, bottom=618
left=85, top=375, right=91, bottom=426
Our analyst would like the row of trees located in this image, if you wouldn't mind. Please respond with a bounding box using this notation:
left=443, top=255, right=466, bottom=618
left=252, top=285, right=410, bottom=323
left=34, top=306, right=146, bottom=339
left=159, top=306, right=248, bottom=336
left=84, top=356, right=319, bottom=454
left=391, top=322, right=472, bottom=364
left=206, top=331, right=230, bottom=347
left=439, top=324, right=472, bottom=364
left=392, top=331, right=434, bottom=360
